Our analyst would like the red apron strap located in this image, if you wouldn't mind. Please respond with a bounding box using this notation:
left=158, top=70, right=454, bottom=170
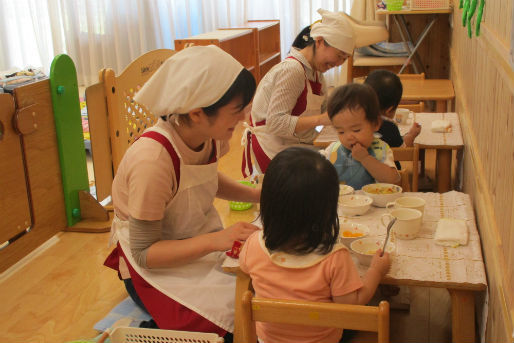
left=286, top=56, right=308, bottom=116
left=207, top=139, right=218, bottom=164
left=140, top=131, right=181, bottom=185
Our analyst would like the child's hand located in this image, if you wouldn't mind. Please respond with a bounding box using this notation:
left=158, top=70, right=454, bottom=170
left=212, top=222, right=260, bottom=252
left=408, top=122, right=422, bottom=138
left=351, top=143, right=369, bottom=162
left=370, top=250, right=391, bottom=277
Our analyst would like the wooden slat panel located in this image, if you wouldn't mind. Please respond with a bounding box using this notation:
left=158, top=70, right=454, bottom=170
left=0, top=94, right=31, bottom=243
left=449, top=0, right=514, bottom=340
left=0, top=80, right=67, bottom=273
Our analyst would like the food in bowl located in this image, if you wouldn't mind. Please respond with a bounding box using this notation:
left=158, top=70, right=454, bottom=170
left=339, top=221, right=370, bottom=246
left=362, top=183, right=402, bottom=207
left=350, top=237, right=395, bottom=266
left=339, top=184, right=354, bottom=197
left=339, top=195, right=372, bottom=216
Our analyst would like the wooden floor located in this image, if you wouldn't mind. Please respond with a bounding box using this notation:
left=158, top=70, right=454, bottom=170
left=0, top=120, right=451, bottom=343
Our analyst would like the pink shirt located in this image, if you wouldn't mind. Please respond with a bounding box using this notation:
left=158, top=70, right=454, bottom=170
left=239, top=231, right=364, bottom=343
left=112, top=118, right=229, bottom=221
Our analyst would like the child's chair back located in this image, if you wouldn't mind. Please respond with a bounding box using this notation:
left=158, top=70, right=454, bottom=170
left=102, top=49, right=176, bottom=174
left=398, top=73, right=425, bottom=112
left=241, top=290, right=390, bottom=343
left=392, top=145, right=419, bottom=192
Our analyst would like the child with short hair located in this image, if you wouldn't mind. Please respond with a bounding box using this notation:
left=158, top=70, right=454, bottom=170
left=326, top=83, right=400, bottom=189
left=364, top=69, right=421, bottom=149
left=239, top=147, right=391, bottom=343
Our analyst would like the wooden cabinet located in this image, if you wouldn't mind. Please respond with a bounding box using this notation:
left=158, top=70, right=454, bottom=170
left=174, top=20, right=280, bottom=83
left=174, top=29, right=258, bottom=80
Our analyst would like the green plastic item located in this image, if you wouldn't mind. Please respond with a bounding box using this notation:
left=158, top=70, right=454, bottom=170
left=385, top=0, right=403, bottom=11
left=49, top=54, right=90, bottom=227
left=229, top=181, right=256, bottom=211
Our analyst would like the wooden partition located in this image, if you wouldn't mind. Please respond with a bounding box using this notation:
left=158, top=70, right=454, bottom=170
left=449, top=0, right=514, bottom=341
left=0, top=81, right=67, bottom=273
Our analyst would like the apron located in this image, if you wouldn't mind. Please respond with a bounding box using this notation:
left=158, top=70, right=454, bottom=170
left=333, top=138, right=388, bottom=190
left=106, top=126, right=236, bottom=333
left=242, top=57, right=324, bottom=177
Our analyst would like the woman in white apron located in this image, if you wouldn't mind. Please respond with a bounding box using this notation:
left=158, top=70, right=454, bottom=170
left=242, top=9, right=362, bottom=177
left=104, top=46, right=260, bottom=338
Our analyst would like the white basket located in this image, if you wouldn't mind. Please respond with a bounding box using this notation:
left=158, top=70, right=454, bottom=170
left=108, top=327, right=224, bottom=343
left=410, top=0, right=450, bottom=10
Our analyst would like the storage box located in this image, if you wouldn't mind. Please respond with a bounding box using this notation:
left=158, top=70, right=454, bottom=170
left=410, top=0, right=450, bottom=10
left=108, top=327, right=224, bottom=343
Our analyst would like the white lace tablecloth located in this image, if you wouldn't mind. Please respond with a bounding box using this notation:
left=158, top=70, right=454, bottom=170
left=314, top=112, right=464, bottom=149
left=343, top=191, right=486, bottom=290
left=397, top=112, right=463, bottom=148
left=224, top=191, right=486, bottom=291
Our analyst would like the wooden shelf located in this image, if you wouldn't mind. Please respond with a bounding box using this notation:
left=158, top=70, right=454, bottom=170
left=176, top=20, right=280, bottom=83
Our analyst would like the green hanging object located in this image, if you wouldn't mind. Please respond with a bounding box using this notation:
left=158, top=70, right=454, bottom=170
left=462, top=0, right=469, bottom=26
left=475, top=0, right=485, bottom=36
left=459, top=0, right=464, bottom=9
left=467, top=0, right=478, bottom=37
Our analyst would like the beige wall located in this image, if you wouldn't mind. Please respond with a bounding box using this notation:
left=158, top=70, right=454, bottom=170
left=449, top=0, right=514, bottom=341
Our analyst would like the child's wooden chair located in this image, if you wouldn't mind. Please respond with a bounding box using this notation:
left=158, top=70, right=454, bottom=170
left=241, top=290, right=390, bottom=343
left=392, top=145, right=419, bottom=192
left=398, top=73, right=425, bottom=113
left=86, top=49, right=175, bottom=201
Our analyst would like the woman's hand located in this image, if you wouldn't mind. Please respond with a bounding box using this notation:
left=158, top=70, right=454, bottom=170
left=211, top=222, right=261, bottom=251
left=318, top=112, right=332, bottom=126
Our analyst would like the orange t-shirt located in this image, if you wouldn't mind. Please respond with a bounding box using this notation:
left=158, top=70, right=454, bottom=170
left=239, top=231, right=364, bottom=343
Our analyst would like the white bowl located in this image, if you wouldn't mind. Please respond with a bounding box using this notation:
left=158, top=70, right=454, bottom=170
left=350, top=237, right=395, bottom=266
left=339, top=184, right=354, bottom=197
left=339, top=221, right=370, bottom=247
left=339, top=195, right=372, bottom=216
left=361, top=183, right=403, bottom=207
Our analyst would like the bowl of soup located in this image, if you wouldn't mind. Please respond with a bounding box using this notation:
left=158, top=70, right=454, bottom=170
left=339, top=221, right=369, bottom=247
left=339, top=194, right=373, bottom=216
left=362, top=183, right=402, bottom=207
left=350, top=237, right=395, bottom=266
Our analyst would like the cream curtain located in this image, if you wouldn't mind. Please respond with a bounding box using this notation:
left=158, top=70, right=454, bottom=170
left=0, top=0, right=353, bottom=87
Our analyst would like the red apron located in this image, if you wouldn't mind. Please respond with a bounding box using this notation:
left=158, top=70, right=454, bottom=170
left=242, top=56, right=324, bottom=177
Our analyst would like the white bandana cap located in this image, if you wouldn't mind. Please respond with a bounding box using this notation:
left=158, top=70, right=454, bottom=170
left=134, top=45, right=244, bottom=116
left=310, top=8, right=356, bottom=55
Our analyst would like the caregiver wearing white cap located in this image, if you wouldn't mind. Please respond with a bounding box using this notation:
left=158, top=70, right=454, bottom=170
left=242, top=8, right=377, bottom=177
left=104, top=45, right=260, bottom=338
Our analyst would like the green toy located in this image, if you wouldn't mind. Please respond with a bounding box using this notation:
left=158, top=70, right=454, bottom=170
left=49, top=54, right=90, bottom=227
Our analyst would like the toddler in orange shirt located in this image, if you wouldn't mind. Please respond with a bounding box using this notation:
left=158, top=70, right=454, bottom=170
left=240, top=147, right=391, bottom=343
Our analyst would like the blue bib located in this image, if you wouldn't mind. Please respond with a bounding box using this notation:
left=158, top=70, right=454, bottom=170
left=333, top=139, right=388, bottom=190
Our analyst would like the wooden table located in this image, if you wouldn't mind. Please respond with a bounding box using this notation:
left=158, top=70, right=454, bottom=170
left=224, top=191, right=487, bottom=343
left=313, top=113, right=463, bottom=193
left=401, top=78, right=455, bottom=112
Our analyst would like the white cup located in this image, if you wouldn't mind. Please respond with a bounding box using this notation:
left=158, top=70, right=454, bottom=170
left=386, top=196, right=425, bottom=216
left=381, top=208, right=422, bottom=240
left=394, top=108, right=411, bottom=125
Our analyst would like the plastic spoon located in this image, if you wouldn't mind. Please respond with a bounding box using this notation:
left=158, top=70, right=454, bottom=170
left=381, top=217, right=397, bottom=257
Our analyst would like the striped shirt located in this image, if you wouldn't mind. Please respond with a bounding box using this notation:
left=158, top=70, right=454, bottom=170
left=250, top=48, right=327, bottom=138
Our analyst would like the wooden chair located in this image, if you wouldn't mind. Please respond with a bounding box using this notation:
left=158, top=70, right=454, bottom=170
left=86, top=49, right=175, bottom=201
left=398, top=73, right=425, bottom=113
left=241, top=290, right=390, bottom=343
left=392, top=146, right=419, bottom=192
